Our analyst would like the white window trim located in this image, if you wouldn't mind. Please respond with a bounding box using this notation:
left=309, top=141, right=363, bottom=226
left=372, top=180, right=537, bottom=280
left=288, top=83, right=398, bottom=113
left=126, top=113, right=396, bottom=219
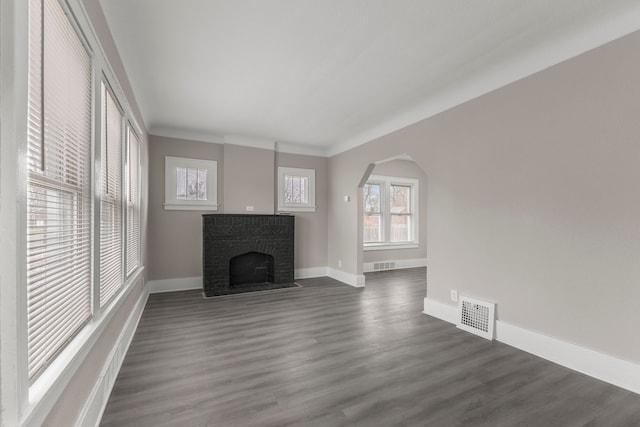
left=164, top=156, right=218, bottom=211
left=277, top=166, right=317, bottom=212
left=364, top=242, right=420, bottom=251
left=363, top=175, right=419, bottom=251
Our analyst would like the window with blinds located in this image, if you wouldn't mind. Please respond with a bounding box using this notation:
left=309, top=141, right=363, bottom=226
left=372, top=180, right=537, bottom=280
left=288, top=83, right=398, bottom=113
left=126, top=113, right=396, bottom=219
left=26, top=0, right=93, bottom=380
left=100, top=82, right=124, bottom=307
left=126, top=127, right=140, bottom=275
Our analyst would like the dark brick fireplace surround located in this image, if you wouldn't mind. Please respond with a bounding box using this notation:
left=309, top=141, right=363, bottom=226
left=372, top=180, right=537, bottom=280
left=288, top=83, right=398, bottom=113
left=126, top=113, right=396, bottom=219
left=202, top=214, right=295, bottom=297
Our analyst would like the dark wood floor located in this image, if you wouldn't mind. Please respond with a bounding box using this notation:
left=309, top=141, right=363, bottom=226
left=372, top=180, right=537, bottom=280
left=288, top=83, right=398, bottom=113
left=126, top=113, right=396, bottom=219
left=101, top=268, right=640, bottom=426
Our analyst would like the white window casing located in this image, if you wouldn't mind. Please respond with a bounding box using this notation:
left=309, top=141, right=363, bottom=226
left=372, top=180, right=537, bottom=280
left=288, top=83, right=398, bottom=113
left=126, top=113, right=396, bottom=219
left=277, top=166, right=317, bottom=212
left=164, top=156, right=218, bottom=211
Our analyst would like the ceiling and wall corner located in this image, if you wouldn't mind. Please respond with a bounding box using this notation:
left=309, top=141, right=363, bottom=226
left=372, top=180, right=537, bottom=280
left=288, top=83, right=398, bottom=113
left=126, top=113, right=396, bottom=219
left=99, top=0, right=640, bottom=157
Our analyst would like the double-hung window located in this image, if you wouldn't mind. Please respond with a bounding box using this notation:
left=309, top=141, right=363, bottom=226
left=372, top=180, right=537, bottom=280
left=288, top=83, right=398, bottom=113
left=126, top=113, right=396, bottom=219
left=126, top=127, right=141, bottom=275
left=363, top=175, right=418, bottom=250
left=100, top=81, right=124, bottom=307
left=26, top=0, right=93, bottom=380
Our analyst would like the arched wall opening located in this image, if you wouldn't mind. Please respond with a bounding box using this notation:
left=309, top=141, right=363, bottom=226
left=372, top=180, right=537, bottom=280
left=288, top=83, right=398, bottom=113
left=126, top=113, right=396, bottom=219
left=356, top=154, right=428, bottom=287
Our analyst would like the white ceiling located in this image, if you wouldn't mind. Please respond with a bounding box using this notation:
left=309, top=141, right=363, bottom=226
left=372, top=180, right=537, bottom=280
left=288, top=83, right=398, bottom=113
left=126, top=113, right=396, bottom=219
left=100, top=0, right=640, bottom=156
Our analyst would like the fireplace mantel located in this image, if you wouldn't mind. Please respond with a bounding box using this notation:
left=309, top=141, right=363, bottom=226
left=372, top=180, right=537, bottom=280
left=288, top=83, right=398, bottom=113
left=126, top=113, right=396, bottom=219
left=202, top=214, right=295, bottom=297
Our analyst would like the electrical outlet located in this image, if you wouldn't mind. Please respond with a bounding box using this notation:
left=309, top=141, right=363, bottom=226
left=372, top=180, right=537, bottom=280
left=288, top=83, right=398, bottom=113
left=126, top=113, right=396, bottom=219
left=338, top=259, right=342, bottom=268
left=450, top=289, right=458, bottom=302
left=246, top=205, right=254, bottom=212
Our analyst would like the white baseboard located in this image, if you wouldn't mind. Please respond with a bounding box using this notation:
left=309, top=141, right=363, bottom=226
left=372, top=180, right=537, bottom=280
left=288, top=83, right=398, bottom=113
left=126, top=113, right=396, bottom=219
left=147, top=276, right=202, bottom=294
left=423, top=298, right=458, bottom=324
left=76, top=280, right=149, bottom=427
left=496, top=321, right=640, bottom=395
left=327, top=268, right=365, bottom=287
left=363, top=257, right=427, bottom=273
left=295, top=266, right=328, bottom=280
left=422, top=297, right=640, bottom=395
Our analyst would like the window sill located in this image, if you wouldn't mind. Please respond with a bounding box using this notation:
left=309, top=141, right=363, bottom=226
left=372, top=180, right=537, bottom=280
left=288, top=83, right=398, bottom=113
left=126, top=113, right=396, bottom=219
left=363, top=242, right=419, bottom=251
left=277, top=206, right=317, bottom=213
left=164, top=203, right=219, bottom=211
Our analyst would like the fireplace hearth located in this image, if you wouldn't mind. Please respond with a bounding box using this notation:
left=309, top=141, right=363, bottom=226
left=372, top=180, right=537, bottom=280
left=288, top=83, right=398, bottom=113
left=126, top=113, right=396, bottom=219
left=202, top=214, right=295, bottom=297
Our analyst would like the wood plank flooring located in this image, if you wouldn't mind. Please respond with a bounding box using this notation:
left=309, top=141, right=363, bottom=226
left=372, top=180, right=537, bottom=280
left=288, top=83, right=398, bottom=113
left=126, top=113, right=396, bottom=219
left=100, top=268, right=640, bottom=426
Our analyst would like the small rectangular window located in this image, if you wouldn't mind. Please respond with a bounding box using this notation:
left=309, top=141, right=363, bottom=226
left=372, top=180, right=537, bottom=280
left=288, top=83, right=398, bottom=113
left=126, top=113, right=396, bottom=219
left=176, top=167, right=207, bottom=200
left=284, top=175, right=309, bottom=205
left=278, top=167, right=316, bottom=212
left=164, top=156, right=218, bottom=210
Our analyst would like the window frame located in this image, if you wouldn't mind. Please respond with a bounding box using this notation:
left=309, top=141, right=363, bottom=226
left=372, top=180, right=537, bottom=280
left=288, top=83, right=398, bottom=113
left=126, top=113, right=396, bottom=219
left=363, top=175, right=419, bottom=251
left=164, top=156, right=218, bottom=211
left=277, top=166, right=317, bottom=213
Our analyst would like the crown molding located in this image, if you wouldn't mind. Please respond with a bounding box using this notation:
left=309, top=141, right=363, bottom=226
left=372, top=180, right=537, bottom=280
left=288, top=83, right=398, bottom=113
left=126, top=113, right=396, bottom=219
left=327, top=5, right=640, bottom=157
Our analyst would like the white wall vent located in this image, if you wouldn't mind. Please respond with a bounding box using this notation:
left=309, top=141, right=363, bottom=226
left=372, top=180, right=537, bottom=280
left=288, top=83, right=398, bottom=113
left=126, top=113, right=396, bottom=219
left=373, top=261, right=395, bottom=271
left=457, top=296, right=495, bottom=340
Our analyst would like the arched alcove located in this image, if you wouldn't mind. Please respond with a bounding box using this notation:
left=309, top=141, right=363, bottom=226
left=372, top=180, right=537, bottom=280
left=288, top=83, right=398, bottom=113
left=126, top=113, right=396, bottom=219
left=356, top=154, right=428, bottom=286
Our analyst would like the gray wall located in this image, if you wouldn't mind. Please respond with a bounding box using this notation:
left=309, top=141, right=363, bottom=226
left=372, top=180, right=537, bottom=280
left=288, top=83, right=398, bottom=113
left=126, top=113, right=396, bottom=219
left=327, top=30, right=640, bottom=364
left=363, top=159, right=428, bottom=264
left=223, top=144, right=275, bottom=214
left=147, top=136, right=329, bottom=280
left=277, top=152, right=329, bottom=270
left=147, top=135, right=224, bottom=280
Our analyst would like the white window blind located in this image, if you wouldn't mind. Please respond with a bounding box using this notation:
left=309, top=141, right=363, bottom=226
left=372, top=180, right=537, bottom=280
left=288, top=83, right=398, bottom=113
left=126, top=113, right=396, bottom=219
left=100, top=82, right=124, bottom=306
left=176, top=167, right=207, bottom=200
left=126, top=127, right=140, bottom=275
left=26, top=0, right=93, bottom=380
left=284, top=175, right=309, bottom=205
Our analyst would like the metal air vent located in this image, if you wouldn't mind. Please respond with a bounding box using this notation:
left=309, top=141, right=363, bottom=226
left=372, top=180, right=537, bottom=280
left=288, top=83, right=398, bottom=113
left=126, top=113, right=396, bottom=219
left=457, top=296, right=495, bottom=340
left=373, top=262, right=395, bottom=271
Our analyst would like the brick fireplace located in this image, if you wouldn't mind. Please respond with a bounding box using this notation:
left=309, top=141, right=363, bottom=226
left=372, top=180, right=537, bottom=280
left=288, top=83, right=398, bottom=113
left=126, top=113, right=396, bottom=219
left=202, top=214, right=295, bottom=297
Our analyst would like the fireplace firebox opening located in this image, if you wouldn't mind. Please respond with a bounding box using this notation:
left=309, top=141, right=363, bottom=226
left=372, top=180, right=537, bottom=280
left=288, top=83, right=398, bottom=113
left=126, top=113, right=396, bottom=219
left=230, top=251, right=274, bottom=287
